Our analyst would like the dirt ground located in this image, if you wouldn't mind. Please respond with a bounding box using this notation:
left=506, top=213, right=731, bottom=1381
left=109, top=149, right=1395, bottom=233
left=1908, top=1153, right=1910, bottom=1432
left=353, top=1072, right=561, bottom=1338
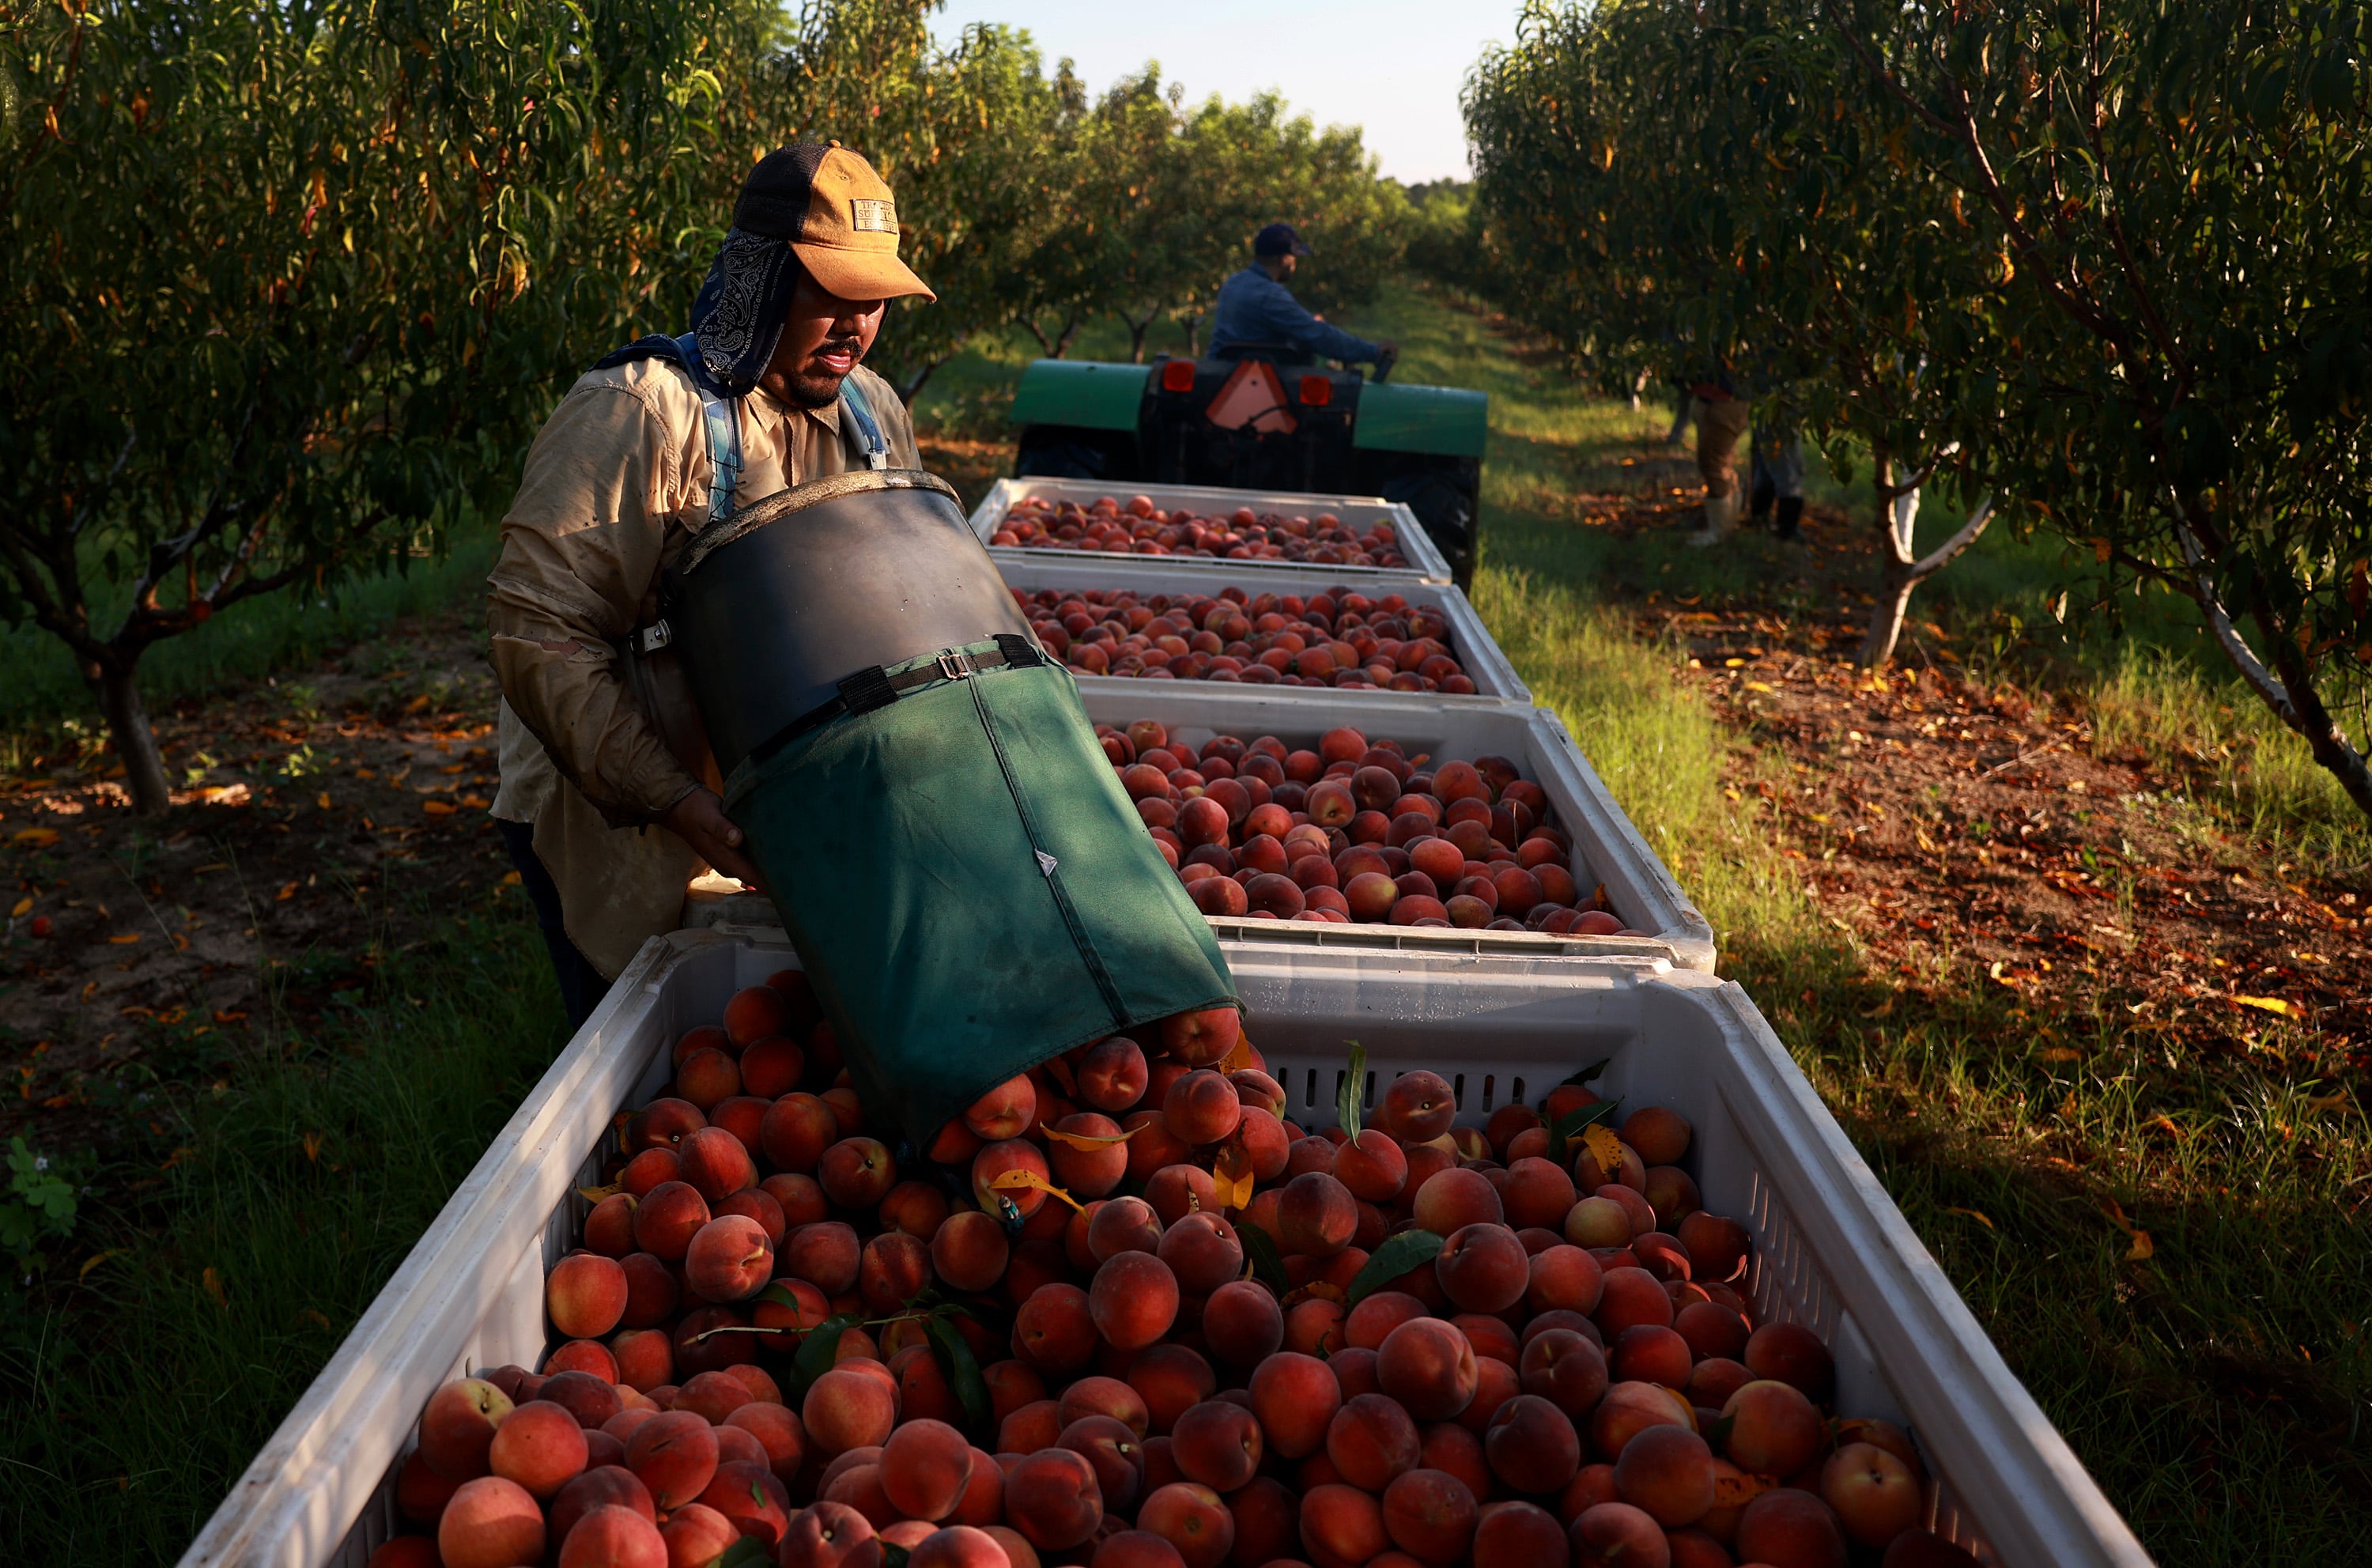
left=0, top=605, right=512, bottom=1161
left=1574, top=453, right=2370, bottom=1075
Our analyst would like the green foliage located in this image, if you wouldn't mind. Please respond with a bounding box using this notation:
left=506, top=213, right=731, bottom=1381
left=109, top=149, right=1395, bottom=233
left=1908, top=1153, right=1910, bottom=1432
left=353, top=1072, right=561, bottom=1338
left=1463, top=0, right=2372, bottom=820
left=0, top=1139, right=78, bottom=1268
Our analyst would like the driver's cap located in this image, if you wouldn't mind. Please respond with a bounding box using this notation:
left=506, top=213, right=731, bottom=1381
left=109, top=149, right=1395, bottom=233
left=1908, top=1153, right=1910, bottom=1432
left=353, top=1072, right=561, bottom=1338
left=1253, top=222, right=1313, bottom=258
left=734, top=142, right=935, bottom=303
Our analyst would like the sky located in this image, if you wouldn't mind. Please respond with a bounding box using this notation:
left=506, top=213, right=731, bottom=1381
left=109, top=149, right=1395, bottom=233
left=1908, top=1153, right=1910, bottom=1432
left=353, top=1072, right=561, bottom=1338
left=929, top=1, right=1532, bottom=185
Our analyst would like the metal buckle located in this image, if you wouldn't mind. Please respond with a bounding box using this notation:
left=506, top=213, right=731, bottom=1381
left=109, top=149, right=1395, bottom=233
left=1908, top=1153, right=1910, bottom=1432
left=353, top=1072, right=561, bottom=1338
left=937, top=648, right=976, bottom=682
left=636, top=620, right=674, bottom=655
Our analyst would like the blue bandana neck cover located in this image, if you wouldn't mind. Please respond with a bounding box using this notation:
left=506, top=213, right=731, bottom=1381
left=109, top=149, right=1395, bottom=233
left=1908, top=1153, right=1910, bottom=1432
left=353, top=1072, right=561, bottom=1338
left=688, top=228, right=801, bottom=398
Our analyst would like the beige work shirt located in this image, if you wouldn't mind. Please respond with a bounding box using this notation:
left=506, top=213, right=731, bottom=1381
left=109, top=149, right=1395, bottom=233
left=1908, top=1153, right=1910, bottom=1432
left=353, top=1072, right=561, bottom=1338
left=487, top=356, right=920, bottom=979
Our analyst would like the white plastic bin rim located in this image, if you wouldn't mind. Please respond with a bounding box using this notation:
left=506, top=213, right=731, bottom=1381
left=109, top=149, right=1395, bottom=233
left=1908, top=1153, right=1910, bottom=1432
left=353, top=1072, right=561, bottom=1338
left=969, top=475, right=1453, bottom=584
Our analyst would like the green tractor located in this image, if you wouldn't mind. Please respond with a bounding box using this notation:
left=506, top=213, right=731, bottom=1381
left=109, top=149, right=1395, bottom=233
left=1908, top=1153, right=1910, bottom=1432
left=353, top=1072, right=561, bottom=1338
left=1005, top=349, right=1488, bottom=588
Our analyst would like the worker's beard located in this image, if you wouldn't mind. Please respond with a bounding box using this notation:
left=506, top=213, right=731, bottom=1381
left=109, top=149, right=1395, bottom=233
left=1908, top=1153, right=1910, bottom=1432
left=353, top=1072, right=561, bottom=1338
left=776, top=337, right=867, bottom=409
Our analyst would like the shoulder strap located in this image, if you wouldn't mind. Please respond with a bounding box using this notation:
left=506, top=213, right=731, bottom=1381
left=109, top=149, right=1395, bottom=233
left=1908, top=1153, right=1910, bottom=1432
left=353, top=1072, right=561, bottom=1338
left=593, top=333, right=744, bottom=527
left=837, top=373, right=890, bottom=471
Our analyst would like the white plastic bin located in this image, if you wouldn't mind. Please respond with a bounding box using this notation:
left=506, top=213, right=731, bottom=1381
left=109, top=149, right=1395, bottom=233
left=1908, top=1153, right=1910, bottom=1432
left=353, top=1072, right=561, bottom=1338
left=967, top=475, right=1455, bottom=584
left=179, top=930, right=2153, bottom=1568
left=688, top=682, right=1714, bottom=971
left=990, top=552, right=1531, bottom=704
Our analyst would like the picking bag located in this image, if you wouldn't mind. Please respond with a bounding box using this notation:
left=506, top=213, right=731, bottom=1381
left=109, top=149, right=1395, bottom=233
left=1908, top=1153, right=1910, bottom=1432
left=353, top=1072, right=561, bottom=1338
left=673, top=472, right=1234, bottom=1150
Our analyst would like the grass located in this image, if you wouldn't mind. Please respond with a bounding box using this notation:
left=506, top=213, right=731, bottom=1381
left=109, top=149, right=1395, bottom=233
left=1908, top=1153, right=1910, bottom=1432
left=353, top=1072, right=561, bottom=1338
left=1324, top=281, right=2371, bottom=1564
left=0, top=897, right=565, bottom=1559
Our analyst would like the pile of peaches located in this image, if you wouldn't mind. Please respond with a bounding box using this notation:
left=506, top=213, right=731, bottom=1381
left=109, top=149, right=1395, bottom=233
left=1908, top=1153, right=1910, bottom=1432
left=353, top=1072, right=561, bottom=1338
left=1104, top=719, right=1644, bottom=936
left=380, top=977, right=1975, bottom=1568
left=988, top=494, right=1413, bottom=572
left=1018, top=585, right=1478, bottom=693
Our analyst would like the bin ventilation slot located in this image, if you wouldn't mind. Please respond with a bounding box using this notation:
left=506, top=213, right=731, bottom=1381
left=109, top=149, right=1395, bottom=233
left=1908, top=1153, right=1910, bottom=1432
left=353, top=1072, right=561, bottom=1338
left=1509, top=1076, right=1525, bottom=1106
left=1479, top=1074, right=1495, bottom=1110
left=1451, top=1072, right=1466, bottom=1109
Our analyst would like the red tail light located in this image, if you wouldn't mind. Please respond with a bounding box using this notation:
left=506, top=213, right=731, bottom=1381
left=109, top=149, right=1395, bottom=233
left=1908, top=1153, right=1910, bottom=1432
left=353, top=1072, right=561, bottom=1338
left=1161, top=360, right=1197, bottom=392
left=1297, top=375, right=1333, bottom=406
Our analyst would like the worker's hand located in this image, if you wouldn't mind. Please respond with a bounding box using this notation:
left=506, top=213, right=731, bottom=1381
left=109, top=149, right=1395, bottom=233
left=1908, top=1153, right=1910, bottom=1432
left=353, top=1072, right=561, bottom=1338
left=1377, top=341, right=1399, bottom=360
left=661, top=787, right=764, bottom=889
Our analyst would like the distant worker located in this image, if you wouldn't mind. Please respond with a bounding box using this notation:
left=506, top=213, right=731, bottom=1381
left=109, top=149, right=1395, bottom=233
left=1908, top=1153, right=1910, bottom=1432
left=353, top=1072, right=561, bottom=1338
left=1209, top=222, right=1397, bottom=369
left=1748, top=395, right=1806, bottom=542
left=1686, top=365, right=1751, bottom=546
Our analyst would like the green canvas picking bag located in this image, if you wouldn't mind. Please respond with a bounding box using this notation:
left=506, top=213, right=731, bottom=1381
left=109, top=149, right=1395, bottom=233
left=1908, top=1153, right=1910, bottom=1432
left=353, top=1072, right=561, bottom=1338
left=720, top=639, right=1236, bottom=1150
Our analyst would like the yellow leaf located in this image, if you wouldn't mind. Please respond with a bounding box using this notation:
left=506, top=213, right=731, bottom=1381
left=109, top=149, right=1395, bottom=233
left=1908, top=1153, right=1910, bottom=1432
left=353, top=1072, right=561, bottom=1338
left=1724, top=657, right=1745, bottom=668
left=1743, top=682, right=1773, bottom=693
left=2099, top=1198, right=2153, bottom=1261
left=2038, top=1047, right=2080, bottom=1063
left=2125, top=1230, right=2155, bottom=1261
left=316, top=792, right=332, bottom=810
left=9, top=897, right=30, bottom=918
left=1580, top=1124, right=1624, bottom=1175
left=2232, top=995, right=2299, bottom=1018
left=78, top=1249, right=123, bottom=1281
left=421, top=799, right=457, bottom=817
left=202, top=1267, right=229, bottom=1309
left=577, top=1183, right=625, bottom=1203
left=1711, top=1469, right=1776, bottom=1506
left=108, top=933, right=140, bottom=945
left=2092, top=537, right=2112, bottom=563
left=275, top=882, right=297, bottom=901
left=2305, top=1089, right=2349, bottom=1113
left=1944, top=1207, right=1993, bottom=1228
left=989, top=1168, right=1082, bottom=1211
left=10, top=828, right=61, bottom=848
left=1220, top=1030, right=1256, bottom=1074
left=1211, top=1137, right=1256, bottom=1211
left=301, top=1308, right=334, bottom=1332
left=301, top=1131, right=323, bottom=1162
left=500, top=871, right=523, bottom=886
left=1039, top=1120, right=1142, bottom=1151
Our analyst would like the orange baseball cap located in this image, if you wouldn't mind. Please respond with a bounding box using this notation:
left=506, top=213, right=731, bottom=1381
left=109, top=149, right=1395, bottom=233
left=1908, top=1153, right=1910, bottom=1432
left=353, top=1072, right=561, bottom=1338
left=733, top=142, right=935, bottom=303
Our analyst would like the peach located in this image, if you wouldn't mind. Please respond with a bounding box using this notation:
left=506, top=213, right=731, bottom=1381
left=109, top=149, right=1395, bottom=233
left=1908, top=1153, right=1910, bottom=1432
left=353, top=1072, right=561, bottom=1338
left=964, top=1074, right=1039, bottom=1140
left=1526, top=1245, right=1606, bottom=1317
left=1333, top=1129, right=1409, bottom=1203
left=1685, top=1357, right=1751, bottom=1411
left=365, top=1540, right=437, bottom=1568
left=1137, top=1481, right=1233, bottom=1568
left=1170, top=1400, right=1262, bottom=1492
left=1589, top=1381, right=1692, bottom=1460
left=953, top=1447, right=1004, bottom=1525
left=1279, top=1171, right=1357, bottom=1256
left=1228, top=1067, right=1286, bottom=1116
left=1378, top=1075, right=1455, bottom=1142
left=695, top=1460, right=791, bottom=1545
left=931, top=1209, right=1013, bottom=1293
left=1130, top=1342, right=1218, bottom=1434
left=1158, top=1211, right=1244, bottom=1296
left=1673, top=1301, right=1748, bottom=1363
left=1819, top=1441, right=1921, bottom=1549
left=1324, top=1391, right=1422, bottom=1491
left=1630, top=1233, right=1692, bottom=1283
left=1572, top=1138, right=1646, bottom=1196
left=1381, top=1468, right=1479, bottom=1566
left=437, top=1475, right=546, bottom=1568
left=1611, top=1423, right=1713, bottom=1526
left=420, top=1377, right=515, bottom=1481
left=707, top=1096, right=770, bottom=1163
left=1377, top=1317, right=1480, bottom=1421
left=544, top=1339, right=619, bottom=1383
left=1619, top=1107, right=1691, bottom=1166
left=1004, top=1447, right=1105, bottom=1551
left=1563, top=1197, right=1636, bottom=1250
left=673, top=1369, right=754, bottom=1423
left=1046, top=1113, right=1131, bottom=1197
left=1594, top=1268, right=1674, bottom=1337
left=881, top=1417, right=976, bottom=1521
left=804, top=1366, right=899, bottom=1455
left=1456, top=1313, right=1520, bottom=1367
left=778, top=1501, right=880, bottom=1568
left=1436, top=1223, right=1528, bottom=1313
left=761, top=1094, right=840, bottom=1173
left=1224, top=1476, right=1300, bottom=1568
left=1059, top=1414, right=1147, bottom=1510
left=629, top=1182, right=710, bottom=1263
left=1247, top=1350, right=1341, bottom=1458
left=974, top=1137, right=1056, bottom=1221
left=1090, top=1250, right=1180, bottom=1351
left=819, top=1137, right=897, bottom=1209
left=1160, top=1004, right=1242, bottom=1068
left=1554, top=1464, right=1618, bottom=1527
left=1611, top=1325, right=1693, bottom=1391
left=683, top=1215, right=773, bottom=1303
left=1144, top=1162, right=1219, bottom=1226
left=1482, top=1393, right=1581, bottom=1496
left=1347, top=1290, right=1430, bottom=1351
left=1744, top=1322, right=1836, bottom=1404
left=1500, top=1158, right=1577, bottom=1230
left=584, top=1194, right=640, bottom=1259
left=540, top=1370, right=625, bottom=1428
left=629, top=1098, right=705, bottom=1153
left=1088, top=1196, right=1165, bottom=1261
left=1201, top=1279, right=1284, bottom=1367
left=1300, top=1483, right=1388, bottom=1568
left=1078, top=1037, right=1151, bottom=1113
left=1568, top=1501, right=1667, bottom=1567
left=765, top=1171, right=830, bottom=1226
left=1878, top=1529, right=1984, bottom=1567
left=1282, top=1297, right=1347, bottom=1358
left=784, top=1220, right=863, bottom=1294
left=1162, top=1070, right=1244, bottom=1146
left=1411, top=1167, right=1501, bottom=1235
left=1734, top=1488, right=1847, bottom=1568
left=1520, top=1329, right=1610, bottom=1419
left=488, top=1400, right=589, bottom=1500
left=620, top=1150, right=679, bottom=1200
left=676, top=1048, right=742, bottom=1112
left=860, top=1230, right=932, bottom=1313
left=1641, top=1167, right=1701, bottom=1228
left=726, top=1401, right=806, bottom=1484
left=622, top=1410, right=716, bottom=1510
left=723, top=984, right=788, bottom=1046
left=1014, top=1281, right=1100, bottom=1373
left=1467, top=1498, right=1563, bottom=1568
left=877, top=1181, right=950, bottom=1242
left=913, top=1525, right=1017, bottom=1568
left=1060, top=1375, right=1151, bottom=1438
left=984, top=1358, right=1048, bottom=1424
left=999, top=1400, right=1063, bottom=1454
left=1720, top=1379, right=1826, bottom=1476
left=1452, top=1355, right=1520, bottom=1437
left=396, top=1448, right=460, bottom=1525
left=549, top=1465, right=655, bottom=1544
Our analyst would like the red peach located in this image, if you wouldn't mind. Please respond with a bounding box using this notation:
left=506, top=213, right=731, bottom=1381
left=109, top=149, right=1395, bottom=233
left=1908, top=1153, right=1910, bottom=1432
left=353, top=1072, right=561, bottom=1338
left=1411, top=1167, right=1502, bottom=1235
left=419, top=1377, right=515, bottom=1481
left=1158, top=1211, right=1245, bottom=1297
left=1248, top=1351, right=1342, bottom=1459
left=1299, top=1483, right=1388, bottom=1568
left=964, top=1074, right=1039, bottom=1140
left=1734, top=1488, right=1847, bottom=1568
left=881, top=1417, right=976, bottom=1521
left=761, top=1094, right=840, bottom=1173
left=973, top=1139, right=1054, bottom=1220
left=859, top=1230, right=932, bottom=1314
left=1325, top=1391, right=1422, bottom=1491
left=1201, top=1279, right=1284, bottom=1368
left=1484, top=1394, right=1582, bottom=1495
left=549, top=1465, right=655, bottom=1546
left=1061, top=1375, right=1151, bottom=1438
left=912, top=1525, right=1013, bottom=1568
left=1377, top=1316, right=1481, bottom=1421
left=1078, top=1037, right=1151, bottom=1114
left=1594, top=1268, right=1674, bottom=1337
left=623, top=1410, right=717, bottom=1511
left=784, top=1220, right=863, bottom=1295
left=489, top=1400, right=589, bottom=1500
left=437, top=1475, right=546, bottom=1568
left=694, top=1460, right=791, bottom=1546
left=1163, top=1070, right=1245, bottom=1146
left=1282, top=1297, right=1347, bottom=1358
left=1436, top=1222, right=1530, bottom=1313
left=1720, top=1380, right=1827, bottom=1478
left=1279, top=1171, right=1358, bottom=1256
left=1381, top=1468, right=1479, bottom=1566
left=932, top=1209, right=1013, bottom=1293
left=1568, top=1500, right=1668, bottom=1567
left=1014, top=1282, right=1100, bottom=1373
left=1611, top=1423, right=1714, bottom=1526
left=1091, top=1250, right=1181, bottom=1351
left=1143, top=1162, right=1219, bottom=1226
left=684, top=1215, right=773, bottom=1303
left=1003, top=1447, right=1105, bottom=1551
left=1820, top=1441, right=1921, bottom=1550
left=1130, top=1343, right=1218, bottom=1435
left=1520, top=1328, right=1611, bottom=1420
left=1744, top=1321, right=1838, bottom=1404
left=803, top=1366, right=899, bottom=1455
left=628, top=1098, right=704, bottom=1154
left=1048, top=1113, right=1131, bottom=1198
left=584, top=1195, right=640, bottom=1259
left=778, top=1501, right=880, bottom=1568
left=1225, top=1475, right=1300, bottom=1568
left=1467, top=1499, right=1564, bottom=1568
left=1138, top=1481, right=1234, bottom=1568
left=629, top=1182, right=710, bottom=1264
left=1589, top=1381, right=1693, bottom=1461
left=1347, top=1290, right=1430, bottom=1351
left=818, top=1137, right=897, bottom=1210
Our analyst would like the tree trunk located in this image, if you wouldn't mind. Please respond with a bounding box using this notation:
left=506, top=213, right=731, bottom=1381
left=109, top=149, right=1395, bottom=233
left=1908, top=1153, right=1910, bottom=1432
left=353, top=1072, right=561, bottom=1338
left=95, top=659, right=172, bottom=815
left=1124, top=314, right=1152, bottom=364
left=1857, top=463, right=1997, bottom=668
left=897, top=357, right=946, bottom=408
left=1180, top=313, right=1202, bottom=357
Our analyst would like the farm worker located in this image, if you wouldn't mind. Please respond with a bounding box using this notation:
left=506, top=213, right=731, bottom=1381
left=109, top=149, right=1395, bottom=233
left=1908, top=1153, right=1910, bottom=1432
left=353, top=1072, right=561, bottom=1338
left=484, top=142, right=928, bottom=1026
left=1749, top=395, right=1807, bottom=542
left=1685, top=365, right=1752, bottom=546
left=1209, top=222, right=1398, bottom=369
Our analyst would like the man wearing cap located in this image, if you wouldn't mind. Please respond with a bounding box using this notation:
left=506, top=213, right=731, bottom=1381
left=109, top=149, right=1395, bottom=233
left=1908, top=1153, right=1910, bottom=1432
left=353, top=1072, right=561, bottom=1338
left=1208, top=222, right=1396, bottom=369
left=485, top=143, right=931, bottom=1024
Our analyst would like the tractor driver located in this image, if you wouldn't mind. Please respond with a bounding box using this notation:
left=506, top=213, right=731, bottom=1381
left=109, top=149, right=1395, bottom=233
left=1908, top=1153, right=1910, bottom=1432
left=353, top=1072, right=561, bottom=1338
left=1209, top=222, right=1398, bottom=371
left=485, top=143, right=928, bottom=1026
